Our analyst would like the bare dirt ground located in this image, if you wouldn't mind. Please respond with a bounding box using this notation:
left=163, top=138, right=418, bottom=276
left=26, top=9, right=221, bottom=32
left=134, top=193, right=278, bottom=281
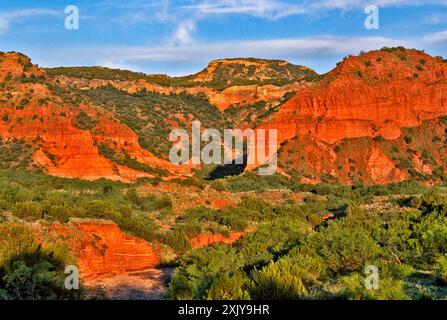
left=84, top=268, right=174, bottom=300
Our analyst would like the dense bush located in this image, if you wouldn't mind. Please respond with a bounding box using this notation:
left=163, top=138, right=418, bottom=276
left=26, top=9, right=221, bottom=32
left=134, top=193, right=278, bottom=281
left=169, top=187, right=447, bottom=300
left=249, top=258, right=308, bottom=299
left=161, top=230, right=192, bottom=255
left=0, top=225, right=82, bottom=300
left=2, top=164, right=447, bottom=300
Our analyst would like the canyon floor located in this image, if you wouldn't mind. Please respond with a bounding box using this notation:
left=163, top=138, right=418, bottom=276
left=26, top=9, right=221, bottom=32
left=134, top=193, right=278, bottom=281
left=84, top=268, right=173, bottom=300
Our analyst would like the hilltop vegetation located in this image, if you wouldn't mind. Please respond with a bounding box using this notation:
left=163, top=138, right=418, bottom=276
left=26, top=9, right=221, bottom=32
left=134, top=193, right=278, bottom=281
left=186, top=58, right=317, bottom=89
left=47, top=58, right=317, bottom=90
left=47, top=66, right=191, bottom=88
left=83, top=86, right=226, bottom=159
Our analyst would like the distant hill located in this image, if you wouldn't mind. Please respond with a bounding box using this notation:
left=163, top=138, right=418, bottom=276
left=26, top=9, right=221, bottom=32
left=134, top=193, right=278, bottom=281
left=183, top=58, right=318, bottom=88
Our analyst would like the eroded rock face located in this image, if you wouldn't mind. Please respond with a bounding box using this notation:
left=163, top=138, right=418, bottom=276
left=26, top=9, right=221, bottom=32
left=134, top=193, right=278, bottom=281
left=43, top=220, right=244, bottom=284
left=65, top=220, right=160, bottom=283
left=262, top=49, right=447, bottom=184
left=0, top=52, right=45, bottom=81
left=0, top=54, right=189, bottom=182
left=266, top=49, right=447, bottom=145
left=366, top=146, right=407, bottom=184
left=208, top=83, right=306, bottom=111
left=54, top=75, right=305, bottom=111
left=3, top=49, right=447, bottom=185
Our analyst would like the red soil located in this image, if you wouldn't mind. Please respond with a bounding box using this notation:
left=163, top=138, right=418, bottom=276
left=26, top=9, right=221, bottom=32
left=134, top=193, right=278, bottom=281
left=190, top=232, right=245, bottom=249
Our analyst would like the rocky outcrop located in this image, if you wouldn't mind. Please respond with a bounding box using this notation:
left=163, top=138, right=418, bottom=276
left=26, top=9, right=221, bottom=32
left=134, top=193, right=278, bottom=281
left=56, top=219, right=161, bottom=283
left=208, top=83, right=306, bottom=111
left=260, top=48, right=447, bottom=184
left=0, top=54, right=190, bottom=182
left=0, top=52, right=45, bottom=81
left=266, top=49, right=447, bottom=144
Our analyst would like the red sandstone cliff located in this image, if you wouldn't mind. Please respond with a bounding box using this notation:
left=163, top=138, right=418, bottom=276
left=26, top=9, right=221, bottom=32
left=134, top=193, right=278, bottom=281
left=258, top=48, right=447, bottom=184
left=0, top=52, right=190, bottom=182
left=46, top=219, right=161, bottom=283
left=2, top=49, right=447, bottom=184
left=265, top=49, right=447, bottom=145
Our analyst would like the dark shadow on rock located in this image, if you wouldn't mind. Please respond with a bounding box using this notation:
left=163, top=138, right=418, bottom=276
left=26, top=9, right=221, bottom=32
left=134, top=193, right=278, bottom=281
left=206, top=153, right=247, bottom=180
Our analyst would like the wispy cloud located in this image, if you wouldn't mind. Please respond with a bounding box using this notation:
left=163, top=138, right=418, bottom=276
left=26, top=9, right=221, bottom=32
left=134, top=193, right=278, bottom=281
left=161, top=0, right=447, bottom=47
left=34, top=35, right=414, bottom=75
left=0, top=8, right=60, bottom=34
left=171, top=19, right=197, bottom=45
left=183, top=0, right=447, bottom=20
left=423, top=29, right=447, bottom=43
left=106, top=36, right=413, bottom=62
left=184, top=0, right=306, bottom=19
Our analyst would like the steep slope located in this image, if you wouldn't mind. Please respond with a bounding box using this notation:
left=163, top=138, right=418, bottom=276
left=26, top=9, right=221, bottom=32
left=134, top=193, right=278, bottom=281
left=4, top=48, right=447, bottom=185
left=264, top=48, right=447, bottom=184
left=0, top=52, right=188, bottom=182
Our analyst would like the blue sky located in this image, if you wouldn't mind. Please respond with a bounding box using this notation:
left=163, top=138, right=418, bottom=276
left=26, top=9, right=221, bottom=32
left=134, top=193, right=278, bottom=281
left=0, top=0, right=447, bottom=75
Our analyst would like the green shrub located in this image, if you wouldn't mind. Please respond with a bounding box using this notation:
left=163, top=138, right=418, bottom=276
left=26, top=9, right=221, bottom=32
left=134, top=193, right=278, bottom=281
left=250, top=258, right=308, bottom=299
left=435, top=255, right=447, bottom=285
left=162, top=230, right=192, bottom=254
left=310, top=220, right=383, bottom=274
left=335, top=273, right=409, bottom=300
left=13, top=201, right=43, bottom=221
left=74, top=111, right=97, bottom=130
left=168, top=245, right=242, bottom=299
left=210, top=179, right=228, bottom=191
left=206, top=271, right=250, bottom=300
left=0, top=225, right=82, bottom=300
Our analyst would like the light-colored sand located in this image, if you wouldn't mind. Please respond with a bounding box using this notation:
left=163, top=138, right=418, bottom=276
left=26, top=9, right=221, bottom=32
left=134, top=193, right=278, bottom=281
left=84, top=268, right=173, bottom=300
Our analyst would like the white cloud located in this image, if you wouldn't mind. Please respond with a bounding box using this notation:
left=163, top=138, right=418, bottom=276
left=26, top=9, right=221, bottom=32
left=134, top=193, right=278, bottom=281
left=423, top=30, right=447, bottom=43
left=102, top=36, right=413, bottom=62
left=0, top=9, right=59, bottom=34
left=184, top=0, right=447, bottom=20
left=34, top=35, right=414, bottom=75
left=185, top=0, right=306, bottom=19
left=172, top=19, right=196, bottom=45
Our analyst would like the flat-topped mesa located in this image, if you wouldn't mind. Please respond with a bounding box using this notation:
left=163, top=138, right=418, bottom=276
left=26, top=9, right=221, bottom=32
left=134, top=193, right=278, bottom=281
left=188, top=57, right=318, bottom=86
